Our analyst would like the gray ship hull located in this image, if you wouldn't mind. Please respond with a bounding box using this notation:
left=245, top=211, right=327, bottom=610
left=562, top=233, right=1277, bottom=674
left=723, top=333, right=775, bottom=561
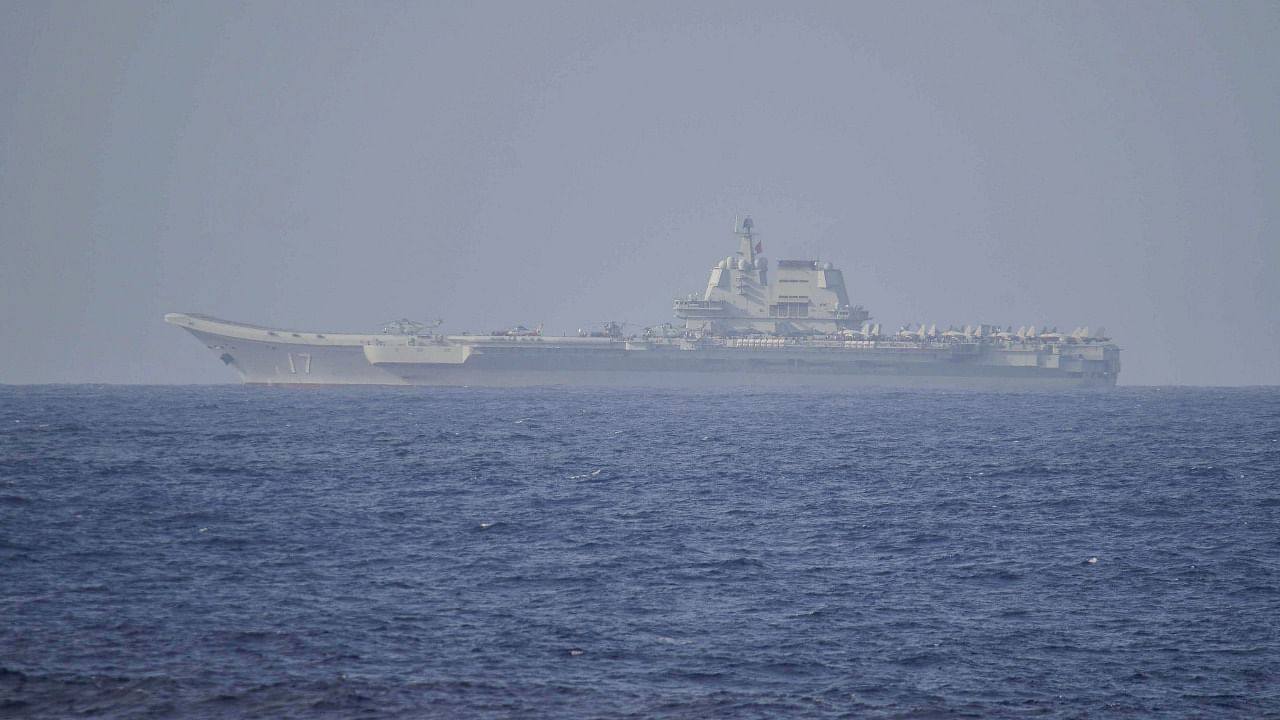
left=367, top=344, right=1117, bottom=389
left=166, top=314, right=408, bottom=385
left=166, top=314, right=1119, bottom=389
left=166, top=218, right=1120, bottom=388
left=372, top=366, right=1115, bottom=390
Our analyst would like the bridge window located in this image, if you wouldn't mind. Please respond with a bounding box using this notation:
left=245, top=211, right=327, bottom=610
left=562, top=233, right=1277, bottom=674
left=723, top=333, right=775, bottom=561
left=769, top=302, right=810, bottom=318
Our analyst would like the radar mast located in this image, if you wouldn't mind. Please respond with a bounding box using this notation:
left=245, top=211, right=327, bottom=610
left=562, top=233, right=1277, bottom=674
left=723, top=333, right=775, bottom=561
left=735, top=217, right=759, bottom=262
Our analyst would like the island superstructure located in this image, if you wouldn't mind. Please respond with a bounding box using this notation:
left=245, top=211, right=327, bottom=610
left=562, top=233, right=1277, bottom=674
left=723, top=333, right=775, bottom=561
left=166, top=219, right=1121, bottom=387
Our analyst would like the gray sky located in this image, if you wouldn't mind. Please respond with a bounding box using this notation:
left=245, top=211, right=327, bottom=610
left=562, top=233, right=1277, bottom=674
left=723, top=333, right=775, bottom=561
left=2, top=1, right=1276, bottom=385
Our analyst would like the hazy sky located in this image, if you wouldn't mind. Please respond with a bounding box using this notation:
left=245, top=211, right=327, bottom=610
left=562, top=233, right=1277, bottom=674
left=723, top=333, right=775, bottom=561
left=2, top=1, right=1276, bottom=385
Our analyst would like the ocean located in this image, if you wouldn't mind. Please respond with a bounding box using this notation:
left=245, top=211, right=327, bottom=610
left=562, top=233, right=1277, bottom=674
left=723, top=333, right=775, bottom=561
left=1, top=385, right=1277, bottom=718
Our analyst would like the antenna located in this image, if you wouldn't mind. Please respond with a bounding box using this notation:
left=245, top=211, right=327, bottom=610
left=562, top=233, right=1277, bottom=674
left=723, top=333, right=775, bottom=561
left=734, top=216, right=760, bottom=261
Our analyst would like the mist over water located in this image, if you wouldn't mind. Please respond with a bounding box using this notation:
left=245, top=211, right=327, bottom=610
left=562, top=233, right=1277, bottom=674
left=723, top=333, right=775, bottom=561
left=1, top=2, right=1278, bottom=385
left=2, top=386, right=1278, bottom=717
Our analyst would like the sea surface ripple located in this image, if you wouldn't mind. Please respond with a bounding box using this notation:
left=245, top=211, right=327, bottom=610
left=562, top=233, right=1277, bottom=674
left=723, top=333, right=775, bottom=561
left=1, top=385, right=1278, bottom=718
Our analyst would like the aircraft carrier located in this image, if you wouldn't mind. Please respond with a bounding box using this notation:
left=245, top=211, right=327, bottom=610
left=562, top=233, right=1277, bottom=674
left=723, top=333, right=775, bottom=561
left=166, top=219, right=1121, bottom=388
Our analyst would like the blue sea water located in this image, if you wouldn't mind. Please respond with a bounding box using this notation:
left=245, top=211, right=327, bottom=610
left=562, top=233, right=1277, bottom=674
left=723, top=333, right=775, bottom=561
left=1, top=385, right=1278, bottom=719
